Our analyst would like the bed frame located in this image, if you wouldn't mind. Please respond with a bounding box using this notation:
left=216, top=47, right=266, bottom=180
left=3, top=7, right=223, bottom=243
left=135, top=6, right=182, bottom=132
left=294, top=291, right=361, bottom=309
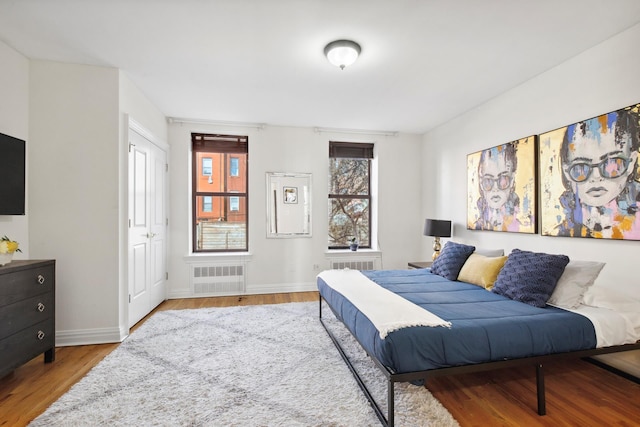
left=319, top=295, right=640, bottom=427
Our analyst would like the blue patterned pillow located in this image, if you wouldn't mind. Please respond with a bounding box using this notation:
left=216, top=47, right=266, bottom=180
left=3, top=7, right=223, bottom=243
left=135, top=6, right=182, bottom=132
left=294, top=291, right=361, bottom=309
left=492, top=249, right=570, bottom=307
left=430, top=241, right=476, bottom=281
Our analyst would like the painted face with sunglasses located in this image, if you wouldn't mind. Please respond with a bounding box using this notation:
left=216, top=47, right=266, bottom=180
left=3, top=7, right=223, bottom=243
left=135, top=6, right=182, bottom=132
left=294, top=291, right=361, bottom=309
left=558, top=109, right=640, bottom=238
left=479, top=147, right=516, bottom=210
left=562, top=113, right=638, bottom=208
left=475, top=143, right=521, bottom=231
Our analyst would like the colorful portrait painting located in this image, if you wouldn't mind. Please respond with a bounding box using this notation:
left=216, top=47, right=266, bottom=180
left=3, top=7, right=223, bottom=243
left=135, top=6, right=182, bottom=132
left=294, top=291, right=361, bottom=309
left=467, top=136, right=536, bottom=233
left=540, top=103, right=640, bottom=239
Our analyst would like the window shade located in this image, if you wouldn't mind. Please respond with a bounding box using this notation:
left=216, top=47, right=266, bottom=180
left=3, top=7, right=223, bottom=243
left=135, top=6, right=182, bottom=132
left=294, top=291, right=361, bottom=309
left=329, top=141, right=374, bottom=159
left=192, top=133, right=248, bottom=153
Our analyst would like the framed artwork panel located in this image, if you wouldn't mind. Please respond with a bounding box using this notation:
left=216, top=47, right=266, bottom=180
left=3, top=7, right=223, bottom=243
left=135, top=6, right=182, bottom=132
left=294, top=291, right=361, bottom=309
left=539, top=103, right=640, bottom=239
left=283, top=186, right=298, bottom=204
left=467, top=136, right=537, bottom=233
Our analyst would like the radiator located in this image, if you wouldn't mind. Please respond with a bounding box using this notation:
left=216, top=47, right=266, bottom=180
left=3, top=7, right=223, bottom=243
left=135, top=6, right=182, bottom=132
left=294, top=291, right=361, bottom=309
left=329, top=258, right=379, bottom=271
left=191, top=263, right=246, bottom=296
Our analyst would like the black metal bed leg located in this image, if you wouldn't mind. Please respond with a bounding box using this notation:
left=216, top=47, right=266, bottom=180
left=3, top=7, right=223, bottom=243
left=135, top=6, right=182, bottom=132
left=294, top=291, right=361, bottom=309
left=318, top=295, right=392, bottom=427
left=388, top=379, right=395, bottom=427
left=536, top=363, right=546, bottom=415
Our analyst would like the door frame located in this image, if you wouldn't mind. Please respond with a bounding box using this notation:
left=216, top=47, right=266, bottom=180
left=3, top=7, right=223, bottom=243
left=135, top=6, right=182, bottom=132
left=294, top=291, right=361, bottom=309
left=124, top=116, right=170, bottom=334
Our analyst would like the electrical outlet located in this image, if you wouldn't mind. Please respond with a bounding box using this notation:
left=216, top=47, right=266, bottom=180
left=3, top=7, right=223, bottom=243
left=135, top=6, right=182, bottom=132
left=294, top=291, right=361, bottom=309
left=312, top=264, right=321, bottom=270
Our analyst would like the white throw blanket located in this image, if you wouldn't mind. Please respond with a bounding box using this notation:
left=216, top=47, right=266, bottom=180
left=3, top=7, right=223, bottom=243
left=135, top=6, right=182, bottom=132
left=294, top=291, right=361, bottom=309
left=318, top=269, right=451, bottom=339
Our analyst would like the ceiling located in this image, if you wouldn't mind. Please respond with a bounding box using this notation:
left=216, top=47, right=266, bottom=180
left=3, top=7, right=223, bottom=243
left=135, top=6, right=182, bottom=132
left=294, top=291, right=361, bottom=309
left=1, top=1, right=640, bottom=134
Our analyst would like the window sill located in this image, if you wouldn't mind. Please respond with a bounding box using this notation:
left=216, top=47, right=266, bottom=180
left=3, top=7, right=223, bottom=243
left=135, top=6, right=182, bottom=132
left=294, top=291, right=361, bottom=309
left=184, top=252, right=253, bottom=263
left=325, top=249, right=381, bottom=256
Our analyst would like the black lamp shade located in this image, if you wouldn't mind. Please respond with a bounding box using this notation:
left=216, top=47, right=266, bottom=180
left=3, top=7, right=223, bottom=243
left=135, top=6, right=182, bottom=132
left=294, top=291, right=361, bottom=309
left=423, top=219, right=451, bottom=238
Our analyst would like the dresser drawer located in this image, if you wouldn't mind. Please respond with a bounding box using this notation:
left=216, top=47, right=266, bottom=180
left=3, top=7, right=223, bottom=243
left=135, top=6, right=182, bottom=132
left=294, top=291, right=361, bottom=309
left=0, top=291, right=54, bottom=339
left=0, top=264, right=55, bottom=306
left=0, top=318, right=55, bottom=377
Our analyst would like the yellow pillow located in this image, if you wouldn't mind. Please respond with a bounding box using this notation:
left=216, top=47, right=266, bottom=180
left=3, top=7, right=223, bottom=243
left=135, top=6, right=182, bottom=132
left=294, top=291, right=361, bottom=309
left=457, top=253, right=508, bottom=290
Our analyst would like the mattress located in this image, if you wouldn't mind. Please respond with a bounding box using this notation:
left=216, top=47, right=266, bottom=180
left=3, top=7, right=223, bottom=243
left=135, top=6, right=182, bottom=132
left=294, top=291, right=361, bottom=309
left=317, top=268, right=598, bottom=374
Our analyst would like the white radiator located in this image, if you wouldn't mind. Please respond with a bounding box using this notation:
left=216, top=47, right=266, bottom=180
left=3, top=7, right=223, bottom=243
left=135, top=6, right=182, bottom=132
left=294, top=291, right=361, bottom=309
left=329, top=258, right=379, bottom=271
left=191, top=263, right=246, bottom=296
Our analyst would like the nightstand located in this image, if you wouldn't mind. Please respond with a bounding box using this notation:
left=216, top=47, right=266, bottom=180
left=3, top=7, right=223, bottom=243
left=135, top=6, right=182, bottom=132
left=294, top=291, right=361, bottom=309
left=408, top=261, right=433, bottom=269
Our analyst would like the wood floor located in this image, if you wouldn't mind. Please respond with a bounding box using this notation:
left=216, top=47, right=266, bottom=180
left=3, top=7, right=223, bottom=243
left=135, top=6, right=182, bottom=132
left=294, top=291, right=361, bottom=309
left=2, top=291, right=639, bottom=426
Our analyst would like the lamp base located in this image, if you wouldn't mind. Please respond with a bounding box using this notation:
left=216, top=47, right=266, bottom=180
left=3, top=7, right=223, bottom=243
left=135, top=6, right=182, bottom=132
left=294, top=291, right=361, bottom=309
left=431, top=236, right=442, bottom=261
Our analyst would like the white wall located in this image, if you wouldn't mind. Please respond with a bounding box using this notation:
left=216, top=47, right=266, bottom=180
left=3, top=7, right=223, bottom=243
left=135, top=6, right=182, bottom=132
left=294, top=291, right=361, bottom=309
left=29, top=60, right=122, bottom=344
left=7, top=62, right=168, bottom=346
left=0, top=40, right=29, bottom=255
left=423, top=23, right=640, bottom=296
left=168, top=123, right=422, bottom=298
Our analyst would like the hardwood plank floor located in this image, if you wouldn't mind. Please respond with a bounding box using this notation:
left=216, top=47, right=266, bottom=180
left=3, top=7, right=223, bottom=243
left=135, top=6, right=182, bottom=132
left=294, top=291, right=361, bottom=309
left=1, top=291, right=639, bottom=426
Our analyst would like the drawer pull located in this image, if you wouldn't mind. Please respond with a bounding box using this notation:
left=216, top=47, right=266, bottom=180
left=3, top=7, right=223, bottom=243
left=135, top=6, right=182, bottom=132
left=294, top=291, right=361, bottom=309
left=37, top=330, right=45, bottom=340
left=37, top=274, right=46, bottom=285
left=37, top=302, right=46, bottom=312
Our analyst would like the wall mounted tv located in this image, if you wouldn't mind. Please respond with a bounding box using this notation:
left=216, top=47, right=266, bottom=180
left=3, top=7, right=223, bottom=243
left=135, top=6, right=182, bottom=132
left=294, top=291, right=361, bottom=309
left=0, top=132, right=26, bottom=215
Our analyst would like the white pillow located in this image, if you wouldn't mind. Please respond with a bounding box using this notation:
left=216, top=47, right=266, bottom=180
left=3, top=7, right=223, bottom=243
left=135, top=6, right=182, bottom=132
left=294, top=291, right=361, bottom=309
left=547, top=260, right=605, bottom=309
left=583, top=286, right=640, bottom=339
left=474, top=248, right=504, bottom=257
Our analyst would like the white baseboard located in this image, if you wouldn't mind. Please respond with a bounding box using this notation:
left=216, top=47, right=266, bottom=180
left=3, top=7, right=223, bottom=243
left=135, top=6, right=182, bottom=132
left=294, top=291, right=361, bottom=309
left=246, top=281, right=316, bottom=295
left=56, top=327, right=124, bottom=347
left=167, top=289, right=195, bottom=299
left=167, top=281, right=316, bottom=299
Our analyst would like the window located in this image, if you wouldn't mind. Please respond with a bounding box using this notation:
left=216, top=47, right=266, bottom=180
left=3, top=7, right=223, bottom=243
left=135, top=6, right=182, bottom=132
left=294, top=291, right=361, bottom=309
left=328, top=141, right=373, bottom=249
left=230, top=196, right=239, bottom=211
left=192, top=133, right=248, bottom=252
left=230, top=157, right=239, bottom=177
left=203, top=196, right=212, bottom=213
left=202, top=158, right=212, bottom=176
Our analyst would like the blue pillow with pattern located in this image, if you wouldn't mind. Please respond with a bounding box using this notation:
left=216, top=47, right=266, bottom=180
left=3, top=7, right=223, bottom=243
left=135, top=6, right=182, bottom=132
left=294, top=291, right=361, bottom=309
left=430, top=241, right=475, bottom=281
left=492, top=249, right=570, bottom=307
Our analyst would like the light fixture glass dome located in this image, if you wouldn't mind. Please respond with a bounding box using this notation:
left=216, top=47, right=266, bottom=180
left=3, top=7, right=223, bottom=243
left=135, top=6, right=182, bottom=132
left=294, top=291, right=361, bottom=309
left=324, top=40, right=361, bottom=70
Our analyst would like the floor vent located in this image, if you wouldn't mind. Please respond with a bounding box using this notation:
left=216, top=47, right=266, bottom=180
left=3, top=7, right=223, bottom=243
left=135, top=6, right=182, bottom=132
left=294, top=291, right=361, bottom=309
left=330, top=259, right=376, bottom=271
left=191, top=264, right=246, bottom=296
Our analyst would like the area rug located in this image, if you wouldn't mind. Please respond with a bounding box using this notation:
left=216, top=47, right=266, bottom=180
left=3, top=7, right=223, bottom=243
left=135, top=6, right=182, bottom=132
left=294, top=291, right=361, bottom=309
left=30, top=302, right=459, bottom=426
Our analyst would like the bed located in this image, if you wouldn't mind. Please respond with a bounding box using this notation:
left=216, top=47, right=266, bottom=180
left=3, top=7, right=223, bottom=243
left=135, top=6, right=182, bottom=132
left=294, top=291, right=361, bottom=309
left=317, top=244, right=640, bottom=427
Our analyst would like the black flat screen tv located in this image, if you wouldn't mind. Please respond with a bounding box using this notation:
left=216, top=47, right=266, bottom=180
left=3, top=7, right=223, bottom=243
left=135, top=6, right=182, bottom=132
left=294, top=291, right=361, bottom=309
left=0, top=132, right=26, bottom=215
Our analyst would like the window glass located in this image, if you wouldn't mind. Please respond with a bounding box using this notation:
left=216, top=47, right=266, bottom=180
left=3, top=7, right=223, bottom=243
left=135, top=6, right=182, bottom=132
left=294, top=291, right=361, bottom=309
left=230, top=157, right=239, bottom=177
left=202, top=157, right=212, bottom=176
left=230, top=196, right=240, bottom=211
left=203, top=196, right=212, bottom=212
left=194, top=152, right=247, bottom=193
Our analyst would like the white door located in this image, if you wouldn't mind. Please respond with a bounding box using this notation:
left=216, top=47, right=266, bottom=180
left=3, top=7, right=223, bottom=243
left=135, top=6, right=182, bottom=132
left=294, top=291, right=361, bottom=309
left=128, top=127, right=167, bottom=328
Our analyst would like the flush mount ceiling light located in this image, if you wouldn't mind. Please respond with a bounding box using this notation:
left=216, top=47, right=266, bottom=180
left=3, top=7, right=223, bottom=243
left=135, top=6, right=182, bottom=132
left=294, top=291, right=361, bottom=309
left=324, top=39, right=361, bottom=70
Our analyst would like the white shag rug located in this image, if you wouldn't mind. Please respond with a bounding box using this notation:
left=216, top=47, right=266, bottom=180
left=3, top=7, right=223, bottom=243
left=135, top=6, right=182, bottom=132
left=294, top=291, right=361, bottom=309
left=30, top=302, right=459, bottom=427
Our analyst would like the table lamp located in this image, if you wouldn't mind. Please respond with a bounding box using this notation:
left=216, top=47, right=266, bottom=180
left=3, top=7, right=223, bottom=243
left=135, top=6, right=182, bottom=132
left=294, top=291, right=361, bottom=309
left=423, top=219, right=452, bottom=260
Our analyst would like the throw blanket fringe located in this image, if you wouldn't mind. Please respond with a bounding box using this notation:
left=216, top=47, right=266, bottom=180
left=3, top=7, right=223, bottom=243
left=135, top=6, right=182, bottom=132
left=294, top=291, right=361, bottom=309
left=318, top=269, right=451, bottom=339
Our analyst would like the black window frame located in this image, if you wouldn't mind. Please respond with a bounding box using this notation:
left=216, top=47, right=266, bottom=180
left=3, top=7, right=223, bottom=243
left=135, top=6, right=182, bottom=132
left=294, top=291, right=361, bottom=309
left=328, top=141, right=374, bottom=249
left=191, top=133, right=248, bottom=253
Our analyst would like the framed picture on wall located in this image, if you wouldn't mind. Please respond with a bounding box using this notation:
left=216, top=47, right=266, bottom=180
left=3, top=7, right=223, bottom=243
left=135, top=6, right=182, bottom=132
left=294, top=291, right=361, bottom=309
left=283, top=186, right=298, bottom=204
left=539, top=102, right=640, bottom=239
left=467, top=136, right=537, bottom=233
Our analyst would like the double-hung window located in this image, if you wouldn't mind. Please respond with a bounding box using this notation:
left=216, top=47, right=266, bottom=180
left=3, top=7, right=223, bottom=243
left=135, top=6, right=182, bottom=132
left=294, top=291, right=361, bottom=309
left=192, top=133, right=248, bottom=252
left=230, top=157, right=239, bottom=177
left=328, top=141, right=373, bottom=249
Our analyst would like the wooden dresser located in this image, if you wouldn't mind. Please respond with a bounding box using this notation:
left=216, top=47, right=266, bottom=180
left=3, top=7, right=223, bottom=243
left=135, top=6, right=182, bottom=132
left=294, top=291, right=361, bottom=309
left=0, top=260, right=55, bottom=378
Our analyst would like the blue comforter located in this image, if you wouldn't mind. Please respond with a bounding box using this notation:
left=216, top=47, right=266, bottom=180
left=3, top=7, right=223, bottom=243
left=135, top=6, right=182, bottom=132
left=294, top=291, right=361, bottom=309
left=317, top=269, right=597, bottom=374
